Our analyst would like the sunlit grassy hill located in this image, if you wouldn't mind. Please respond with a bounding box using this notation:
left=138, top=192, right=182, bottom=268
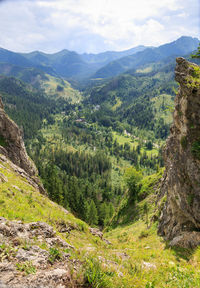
left=1, top=153, right=200, bottom=287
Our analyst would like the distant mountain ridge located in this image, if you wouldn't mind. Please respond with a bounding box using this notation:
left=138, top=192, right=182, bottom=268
left=0, top=36, right=198, bottom=81
left=93, top=36, right=199, bottom=79
left=0, top=45, right=148, bottom=80
left=80, top=45, right=147, bottom=65
left=21, top=45, right=148, bottom=79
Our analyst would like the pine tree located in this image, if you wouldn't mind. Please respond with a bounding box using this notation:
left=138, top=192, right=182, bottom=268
left=99, top=203, right=109, bottom=227
left=191, top=43, right=200, bottom=59
left=83, top=200, right=90, bottom=222
left=88, top=200, right=98, bottom=225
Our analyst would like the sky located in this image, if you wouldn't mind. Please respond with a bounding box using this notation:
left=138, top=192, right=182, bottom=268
left=0, top=0, right=199, bottom=54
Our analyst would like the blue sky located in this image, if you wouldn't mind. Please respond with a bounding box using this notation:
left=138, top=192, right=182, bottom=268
left=0, top=0, right=199, bottom=53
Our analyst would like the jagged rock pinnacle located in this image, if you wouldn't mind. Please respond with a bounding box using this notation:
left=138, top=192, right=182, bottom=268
left=158, top=58, right=200, bottom=248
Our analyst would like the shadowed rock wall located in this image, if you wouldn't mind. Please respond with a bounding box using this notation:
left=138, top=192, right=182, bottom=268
left=158, top=57, right=200, bottom=248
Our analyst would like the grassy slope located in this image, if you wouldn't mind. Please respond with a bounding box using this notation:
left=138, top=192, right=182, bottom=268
left=151, top=94, right=174, bottom=125
left=112, top=131, right=159, bottom=157
left=1, top=154, right=200, bottom=287
left=41, top=74, right=82, bottom=103
left=105, top=220, right=200, bottom=287
left=0, top=154, right=90, bottom=246
left=103, top=170, right=200, bottom=287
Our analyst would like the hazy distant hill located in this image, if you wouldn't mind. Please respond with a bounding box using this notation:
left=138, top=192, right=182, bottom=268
left=0, top=47, right=33, bottom=67
left=0, top=37, right=198, bottom=81
left=93, top=36, right=199, bottom=79
left=0, top=45, right=147, bottom=80
left=22, top=46, right=148, bottom=79
left=81, top=45, right=147, bottom=65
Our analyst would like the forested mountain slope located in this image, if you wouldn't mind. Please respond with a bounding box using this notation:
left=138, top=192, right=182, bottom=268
left=0, top=76, right=58, bottom=139
left=84, top=60, right=177, bottom=139
left=93, top=36, right=199, bottom=79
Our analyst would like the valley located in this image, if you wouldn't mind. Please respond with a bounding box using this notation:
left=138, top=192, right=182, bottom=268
left=0, top=36, right=200, bottom=287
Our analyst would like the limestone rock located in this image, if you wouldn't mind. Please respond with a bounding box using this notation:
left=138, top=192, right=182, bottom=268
left=158, top=58, right=200, bottom=247
left=0, top=172, right=8, bottom=183
left=89, top=227, right=103, bottom=239
left=0, top=218, right=76, bottom=288
left=0, top=98, right=45, bottom=194
left=89, top=227, right=112, bottom=245
left=0, top=97, right=36, bottom=176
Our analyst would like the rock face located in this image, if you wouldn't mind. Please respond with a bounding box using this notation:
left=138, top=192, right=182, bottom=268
left=0, top=96, right=45, bottom=193
left=0, top=96, right=36, bottom=176
left=158, top=57, right=200, bottom=248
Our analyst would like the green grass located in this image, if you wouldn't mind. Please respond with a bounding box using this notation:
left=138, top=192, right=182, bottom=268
left=186, top=65, right=200, bottom=89
left=151, top=94, right=174, bottom=125
left=16, top=261, right=36, bottom=275
left=111, top=169, right=163, bottom=227
left=1, top=153, right=200, bottom=287
left=0, top=154, right=93, bottom=249
left=104, top=220, right=200, bottom=287
left=136, top=66, right=153, bottom=73
left=41, top=74, right=82, bottom=103
left=112, top=131, right=159, bottom=157
left=83, top=257, right=113, bottom=288
left=112, top=97, right=122, bottom=111
left=48, top=247, right=63, bottom=264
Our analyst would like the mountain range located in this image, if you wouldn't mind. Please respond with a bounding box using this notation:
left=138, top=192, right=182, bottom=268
left=0, top=36, right=198, bottom=81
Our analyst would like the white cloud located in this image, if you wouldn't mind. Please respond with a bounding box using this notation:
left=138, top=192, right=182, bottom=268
left=0, top=0, right=199, bottom=53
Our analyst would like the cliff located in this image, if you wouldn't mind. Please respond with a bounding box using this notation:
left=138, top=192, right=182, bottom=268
left=158, top=57, right=200, bottom=248
left=0, top=97, right=45, bottom=193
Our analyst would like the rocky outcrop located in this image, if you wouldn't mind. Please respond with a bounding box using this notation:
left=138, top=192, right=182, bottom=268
left=0, top=217, right=76, bottom=288
left=158, top=57, right=200, bottom=248
left=0, top=96, right=45, bottom=193
left=0, top=96, right=36, bottom=176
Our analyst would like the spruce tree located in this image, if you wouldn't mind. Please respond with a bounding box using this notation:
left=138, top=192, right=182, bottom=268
left=88, top=200, right=98, bottom=225
left=191, top=43, right=200, bottom=59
